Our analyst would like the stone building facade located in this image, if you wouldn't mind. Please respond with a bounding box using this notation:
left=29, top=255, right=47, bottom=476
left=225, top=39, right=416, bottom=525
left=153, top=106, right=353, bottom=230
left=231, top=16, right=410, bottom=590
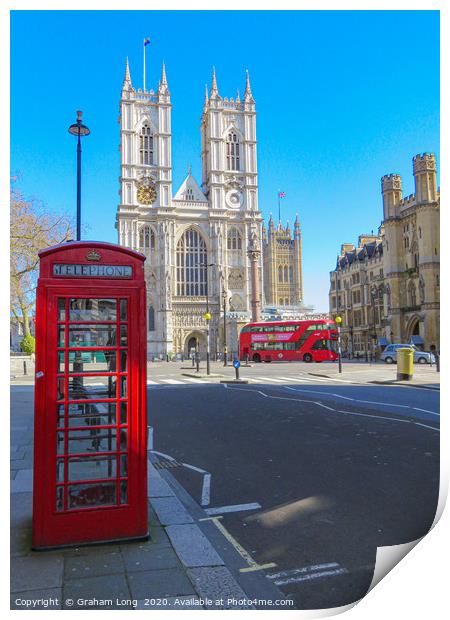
left=115, top=59, right=263, bottom=358
left=329, top=153, right=440, bottom=354
left=262, top=215, right=303, bottom=307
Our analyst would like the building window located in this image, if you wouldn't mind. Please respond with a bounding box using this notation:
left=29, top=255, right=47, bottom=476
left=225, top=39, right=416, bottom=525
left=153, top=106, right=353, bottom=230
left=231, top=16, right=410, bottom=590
left=227, top=228, right=242, bottom=266
left=176, top=228, right=207, bottom=296
left=278, top=266, right=283, bottom=283
left=185, top=188, right=194, bottom=201
left=139, top=226, right=155, bottom=252
left=408, top=282, right=417, bottom=307
left=289, top=266, right=293, bottom=284
left=284, top=266, right=288, bottom=283
left=139, top=125, right=154, bottom=165
left=226, top=132, right=240, bottom=171
left=148, top=306, right=155, bottom=331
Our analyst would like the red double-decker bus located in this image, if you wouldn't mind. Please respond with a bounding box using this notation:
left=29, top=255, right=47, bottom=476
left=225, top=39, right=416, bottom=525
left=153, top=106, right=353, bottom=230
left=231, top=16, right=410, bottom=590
left=239, top=319, right=339, bottom=363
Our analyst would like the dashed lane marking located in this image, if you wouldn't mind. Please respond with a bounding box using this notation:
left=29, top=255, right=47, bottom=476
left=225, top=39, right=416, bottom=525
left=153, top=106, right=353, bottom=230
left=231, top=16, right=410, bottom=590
left=160, top=379, right=186, bottom=384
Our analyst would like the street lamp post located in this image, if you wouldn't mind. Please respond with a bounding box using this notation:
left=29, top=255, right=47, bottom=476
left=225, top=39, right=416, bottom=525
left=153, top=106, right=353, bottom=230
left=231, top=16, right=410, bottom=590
left=203, top=262, right=215, bottom=376
left=335, top=315, right=343, bottom=373
left=68, top=111, right=90, bottom=241
left=370, top=286, right=377, bottom=363
left=222, top=289, right=228, bottom=366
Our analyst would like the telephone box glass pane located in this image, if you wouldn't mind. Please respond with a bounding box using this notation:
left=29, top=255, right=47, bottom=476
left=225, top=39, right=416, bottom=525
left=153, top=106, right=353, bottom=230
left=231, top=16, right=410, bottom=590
left=120, top=325, right=127, bottom=346
left=120, top=299, right=127, bottom=321
left=120, top=482, right=128, bottom=504
left=68, top=376, right=117, bottom=400
left=69, top=298, right=117, bottom=322
left=57, top=405, right=65, bottom=427
left=58, top=327, right=65, bottom=347
left=58, top=299, right=66, bottom=321
left=56, top=486, right=64, bottom=511
left=120, top=403, right=127, bottom=424
left=120, top=351, right=127, bottom=372
left=64, top=350, right=117, bottom=373
left=68, top=325, right=116, bottom=348
left=68, top=483, right=117, bottom=509
left=57, top=428, right=117, bottom=455
left=68, top=455, right=117, bottom=481
left=67, top=403, right=117, bottom=427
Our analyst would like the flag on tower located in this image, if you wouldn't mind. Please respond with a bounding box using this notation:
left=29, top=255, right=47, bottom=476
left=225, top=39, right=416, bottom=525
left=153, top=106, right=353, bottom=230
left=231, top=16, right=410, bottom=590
left=278, top=191, right=286, bottom=199
left=144, top=38, right=151, bottom=46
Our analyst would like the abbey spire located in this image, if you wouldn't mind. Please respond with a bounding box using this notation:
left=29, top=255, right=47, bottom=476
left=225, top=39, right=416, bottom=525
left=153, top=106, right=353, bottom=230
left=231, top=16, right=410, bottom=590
left=158, top=61, right=169, bottom=95
left=210, top=66, right=220, bottom=100
left=244, top=69, right=254, bottom=103
left=122, top=57, right=133, bottom=92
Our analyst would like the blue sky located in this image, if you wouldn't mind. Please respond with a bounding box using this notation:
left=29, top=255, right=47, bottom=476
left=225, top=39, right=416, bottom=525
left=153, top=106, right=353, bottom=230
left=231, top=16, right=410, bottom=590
left=10, top=10, right=439, bottom=311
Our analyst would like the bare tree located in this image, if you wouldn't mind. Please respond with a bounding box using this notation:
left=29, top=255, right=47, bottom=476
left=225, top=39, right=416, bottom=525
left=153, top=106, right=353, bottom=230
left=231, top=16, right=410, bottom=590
left=10, top=177, right=74, bottom=338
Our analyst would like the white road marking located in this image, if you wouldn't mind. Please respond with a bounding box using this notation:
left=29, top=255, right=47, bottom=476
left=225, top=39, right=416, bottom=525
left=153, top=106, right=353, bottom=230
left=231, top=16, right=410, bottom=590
left=146, top=380, right=158, bottom=385
left=285, top=386, right=439, bottom=415
left=413, top=407, right=439, bottom=416
left=147, top=426, right=153, bottom=451
left=182, top=377, right=208, bottom=383
left=274, top=568, right=348, bottom=586
left=160, top=379, right=186, bottom=384
left=225, top=385, right=439, bottom=432
left=182, top=462, right=208, bottom=474
left=414, top=421, right=440, bottom=431
left=278, top=376, right=307, bottom=383
left=252, top=376, right=288, bottom=383
left=152, top=450, right=177, bottom=462
left=268, top=562, right=340, bottom=580
left=201, top=473, right=211, bottom=506
left=205, top=502, right=262, bottom=516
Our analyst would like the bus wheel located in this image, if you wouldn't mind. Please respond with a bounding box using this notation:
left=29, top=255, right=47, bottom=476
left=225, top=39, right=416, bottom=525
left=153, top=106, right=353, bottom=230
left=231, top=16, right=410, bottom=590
left=303, top=353, right=313, bottom=363
left=252, top=353, right=261, bottom=363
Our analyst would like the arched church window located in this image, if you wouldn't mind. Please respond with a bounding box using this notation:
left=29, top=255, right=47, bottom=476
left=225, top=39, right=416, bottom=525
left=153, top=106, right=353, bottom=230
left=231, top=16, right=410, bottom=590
left=227, top=228, right=242, bottom=267
left=226, top=132, right=240, bottom=171
left=227, top=228, right=242, bottom=251
left=408, top=282, right=417, bottom=307
left=278, top=266, right=283, bottom=283
left=176, top=228, right=207, bottom=296
left=139, top=226, right=155, bottom=252
left=140, top=125, right=154, bottom=165
left=148, top=306, right=155, bottom=331
left=289, top=266, right=294, bottom=284
left=284, top=266, right=288, bottom=283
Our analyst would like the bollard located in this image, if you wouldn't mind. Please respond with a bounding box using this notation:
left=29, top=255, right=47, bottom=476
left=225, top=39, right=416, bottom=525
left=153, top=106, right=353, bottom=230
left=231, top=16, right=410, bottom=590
left=192, top=355, right=195, bottom=367
left=245, top=353, right=249, bottom=365
left=397, top=348, right=414, bottom=380
left=436, top=352, right=440, bottom=373
left=196, top=353, right=200, bottom=373
left=235, top=366, right=240, bottom=380
left=23, top=360, right=27, bottom=376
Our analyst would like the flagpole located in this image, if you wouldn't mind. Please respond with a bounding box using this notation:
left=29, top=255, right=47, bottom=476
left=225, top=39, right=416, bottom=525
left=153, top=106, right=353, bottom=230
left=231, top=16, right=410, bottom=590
left=278, top=190, right=281, bottom=223
left=143, top=39, right=146, bottom=91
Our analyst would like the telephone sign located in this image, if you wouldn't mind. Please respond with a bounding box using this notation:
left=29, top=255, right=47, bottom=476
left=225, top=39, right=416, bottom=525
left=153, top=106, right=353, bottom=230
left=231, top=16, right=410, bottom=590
left=32, top=241, right=148, bottom=549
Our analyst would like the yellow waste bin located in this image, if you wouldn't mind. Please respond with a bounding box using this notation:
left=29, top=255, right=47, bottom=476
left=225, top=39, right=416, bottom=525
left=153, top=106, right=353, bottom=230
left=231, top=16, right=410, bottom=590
left=397, top=348, right=414, bottom=381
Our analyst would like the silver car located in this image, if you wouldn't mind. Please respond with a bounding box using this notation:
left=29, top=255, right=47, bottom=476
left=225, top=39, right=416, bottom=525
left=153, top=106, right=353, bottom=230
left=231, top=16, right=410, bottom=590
left=380, top=344, right=435, bottom=364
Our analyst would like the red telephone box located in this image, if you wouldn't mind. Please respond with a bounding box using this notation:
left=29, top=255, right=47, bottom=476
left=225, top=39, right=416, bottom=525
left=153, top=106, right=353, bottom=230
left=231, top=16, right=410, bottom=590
left=32, top=241, right=148, bottom=549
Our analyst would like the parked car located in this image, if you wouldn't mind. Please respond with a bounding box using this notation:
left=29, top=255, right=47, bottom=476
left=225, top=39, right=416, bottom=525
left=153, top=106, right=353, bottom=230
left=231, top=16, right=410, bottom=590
left=380, top=344, right=435, bottom=364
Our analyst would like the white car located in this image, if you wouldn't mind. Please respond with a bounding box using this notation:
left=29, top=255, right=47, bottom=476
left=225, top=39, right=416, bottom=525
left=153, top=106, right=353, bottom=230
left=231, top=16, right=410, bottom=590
left=380, top=344, right=435, bottom=365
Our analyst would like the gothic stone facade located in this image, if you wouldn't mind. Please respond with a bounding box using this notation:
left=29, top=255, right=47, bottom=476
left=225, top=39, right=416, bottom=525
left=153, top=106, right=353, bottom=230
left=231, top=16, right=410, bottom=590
left=262, top=215, right=303, bottom=307
left=115, top=60, right=263, bottom=358
left=329, top=154, right=440, bottom=353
